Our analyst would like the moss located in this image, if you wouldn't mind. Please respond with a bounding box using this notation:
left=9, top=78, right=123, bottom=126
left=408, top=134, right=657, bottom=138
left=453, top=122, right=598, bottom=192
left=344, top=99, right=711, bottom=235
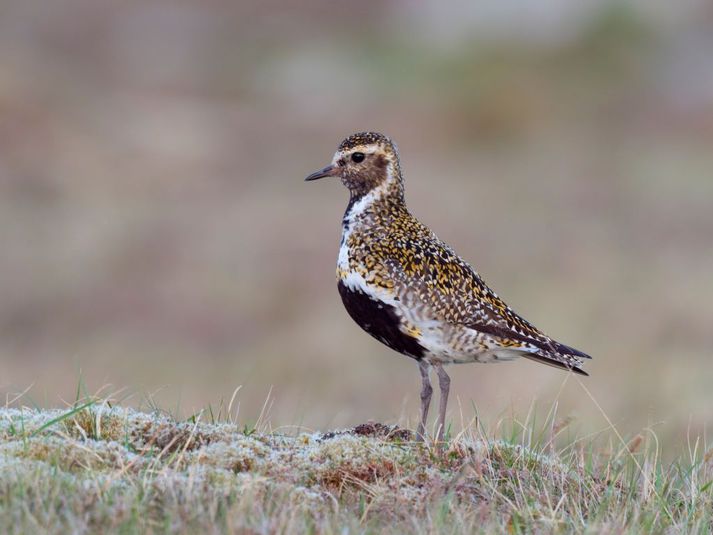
left=63, top=407, right=127, bottom=442
left=2, top=407, right=706, bottom=533
left=3, top=436, right=144, bottom=474
left=187, top=437, right=271, bottom=472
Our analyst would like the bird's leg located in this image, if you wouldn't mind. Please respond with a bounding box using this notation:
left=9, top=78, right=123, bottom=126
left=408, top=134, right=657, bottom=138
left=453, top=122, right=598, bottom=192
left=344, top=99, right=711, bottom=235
left=416, top=361, right=432, bottom=442
left=434, top=364, right=451, bottom=443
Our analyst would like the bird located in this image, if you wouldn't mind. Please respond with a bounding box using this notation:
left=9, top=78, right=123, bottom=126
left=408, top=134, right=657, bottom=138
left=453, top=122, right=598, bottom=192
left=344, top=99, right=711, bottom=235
left=305, top=132, right=591, bottom=443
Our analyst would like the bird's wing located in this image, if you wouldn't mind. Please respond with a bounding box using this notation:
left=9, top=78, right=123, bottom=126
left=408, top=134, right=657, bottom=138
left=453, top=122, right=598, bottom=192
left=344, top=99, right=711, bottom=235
left=382, top=227, right=591, bottom=372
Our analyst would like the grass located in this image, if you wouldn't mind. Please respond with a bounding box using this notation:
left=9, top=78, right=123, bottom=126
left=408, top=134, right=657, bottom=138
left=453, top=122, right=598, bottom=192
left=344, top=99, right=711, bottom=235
left=0, top=394, right=711, bottom=534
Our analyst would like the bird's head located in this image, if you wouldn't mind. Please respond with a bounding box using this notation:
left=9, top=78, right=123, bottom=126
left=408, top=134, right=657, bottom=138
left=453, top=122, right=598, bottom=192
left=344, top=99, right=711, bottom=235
left=305, top=132, right=403, bottom=198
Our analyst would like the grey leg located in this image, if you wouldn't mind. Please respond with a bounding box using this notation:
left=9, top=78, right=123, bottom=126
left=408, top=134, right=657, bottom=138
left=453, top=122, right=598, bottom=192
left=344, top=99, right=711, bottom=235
left=434, top=364, right=451, bottom=443
left=416, top=361, right=432, bottom=442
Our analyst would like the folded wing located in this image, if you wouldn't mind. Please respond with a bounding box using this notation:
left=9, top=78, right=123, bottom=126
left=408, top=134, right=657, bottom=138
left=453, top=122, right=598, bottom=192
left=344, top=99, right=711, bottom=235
left=383, top=226, right=591, bottom=374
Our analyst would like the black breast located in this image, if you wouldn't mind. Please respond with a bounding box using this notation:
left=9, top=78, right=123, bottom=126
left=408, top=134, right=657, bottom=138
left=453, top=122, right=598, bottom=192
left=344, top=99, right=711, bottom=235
left=337, top=280, right=425, bottom=360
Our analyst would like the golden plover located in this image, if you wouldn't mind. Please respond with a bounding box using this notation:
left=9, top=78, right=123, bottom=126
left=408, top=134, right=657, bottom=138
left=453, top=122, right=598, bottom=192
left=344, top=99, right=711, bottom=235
left=305, top=132, right=591, bottom=442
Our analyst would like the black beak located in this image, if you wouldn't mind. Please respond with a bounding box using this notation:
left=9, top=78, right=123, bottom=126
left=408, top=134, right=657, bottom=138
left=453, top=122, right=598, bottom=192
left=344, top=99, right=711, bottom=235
left=304, top=164, right=336, bottom=181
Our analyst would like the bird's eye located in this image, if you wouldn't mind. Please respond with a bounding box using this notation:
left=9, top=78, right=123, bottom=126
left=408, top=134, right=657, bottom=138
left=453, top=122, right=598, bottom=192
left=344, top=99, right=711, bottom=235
left=351, top=152, right=365, bottom=163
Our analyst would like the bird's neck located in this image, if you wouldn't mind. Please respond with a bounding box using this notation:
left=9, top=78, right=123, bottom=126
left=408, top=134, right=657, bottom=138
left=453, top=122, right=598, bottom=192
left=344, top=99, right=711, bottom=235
left=344, top=171, right=406, bottom=228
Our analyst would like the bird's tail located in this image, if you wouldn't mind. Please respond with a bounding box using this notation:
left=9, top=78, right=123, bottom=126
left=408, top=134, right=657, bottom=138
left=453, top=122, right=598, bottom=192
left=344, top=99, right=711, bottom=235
left=522, top=353, right=589, bottom=376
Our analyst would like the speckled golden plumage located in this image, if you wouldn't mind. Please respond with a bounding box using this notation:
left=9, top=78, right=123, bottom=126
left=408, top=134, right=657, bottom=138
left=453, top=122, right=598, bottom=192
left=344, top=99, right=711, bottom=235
left=306, top=132, right=591, bottom=442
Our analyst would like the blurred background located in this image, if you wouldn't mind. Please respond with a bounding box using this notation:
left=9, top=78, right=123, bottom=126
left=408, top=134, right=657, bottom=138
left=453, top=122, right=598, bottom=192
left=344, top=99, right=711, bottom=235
left=1, top=0, right=712, bottom=452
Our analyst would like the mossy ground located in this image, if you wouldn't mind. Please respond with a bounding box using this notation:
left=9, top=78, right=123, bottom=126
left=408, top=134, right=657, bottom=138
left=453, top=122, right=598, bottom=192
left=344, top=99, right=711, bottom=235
left=0, top=404, right=711, bottom=534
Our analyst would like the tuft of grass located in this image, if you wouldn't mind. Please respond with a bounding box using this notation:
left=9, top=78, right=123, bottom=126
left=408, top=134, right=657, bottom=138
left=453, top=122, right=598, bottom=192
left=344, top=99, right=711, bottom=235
left=0, top=400, right=711, bottom=534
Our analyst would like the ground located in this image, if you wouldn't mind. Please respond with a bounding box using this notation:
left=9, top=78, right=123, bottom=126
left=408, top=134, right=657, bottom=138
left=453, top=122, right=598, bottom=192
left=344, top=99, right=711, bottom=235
left=0, top=404, right=711, bottom=534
